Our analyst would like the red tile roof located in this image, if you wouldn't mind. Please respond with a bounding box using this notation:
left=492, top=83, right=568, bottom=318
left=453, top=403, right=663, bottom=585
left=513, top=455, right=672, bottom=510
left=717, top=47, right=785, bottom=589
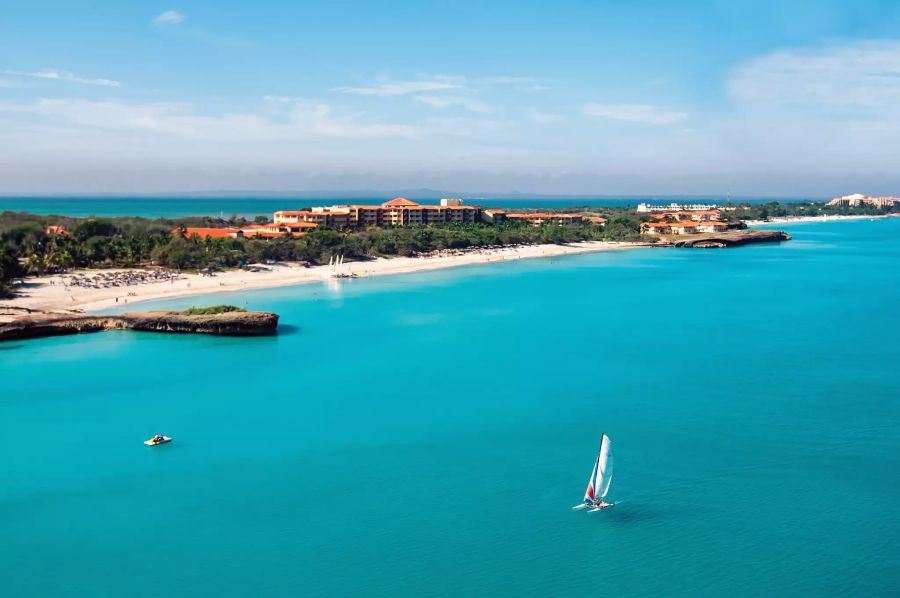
left=175, top=227, right=240, bottom=239
left=382, top=197, right=419, bottom=207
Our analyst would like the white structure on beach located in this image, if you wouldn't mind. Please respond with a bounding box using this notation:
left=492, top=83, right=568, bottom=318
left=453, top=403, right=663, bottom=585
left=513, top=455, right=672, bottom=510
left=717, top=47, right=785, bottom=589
left=636, top=202, right=720, bottom=213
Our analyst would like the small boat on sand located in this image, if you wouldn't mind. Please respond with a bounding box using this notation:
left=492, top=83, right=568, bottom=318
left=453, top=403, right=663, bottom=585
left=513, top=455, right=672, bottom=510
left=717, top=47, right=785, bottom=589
left=144, top=434, right=172, bottom=446
left=573, top=433, right=615, bottom=512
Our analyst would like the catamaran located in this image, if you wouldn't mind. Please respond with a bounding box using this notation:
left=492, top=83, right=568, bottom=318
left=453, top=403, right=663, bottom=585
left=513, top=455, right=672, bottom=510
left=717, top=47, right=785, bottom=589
left=573, top=433, right=614, bottom=512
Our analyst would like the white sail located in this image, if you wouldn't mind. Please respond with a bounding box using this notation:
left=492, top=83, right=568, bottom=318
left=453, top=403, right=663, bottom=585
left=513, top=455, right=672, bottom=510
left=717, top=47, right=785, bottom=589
left=583, top=454, right=600, bottom=503
left=598, top=434, right=613, bottom=498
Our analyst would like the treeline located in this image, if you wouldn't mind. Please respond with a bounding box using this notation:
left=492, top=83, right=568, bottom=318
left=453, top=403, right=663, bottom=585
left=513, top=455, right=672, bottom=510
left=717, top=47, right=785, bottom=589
left=0, top=211, right=644, bottom=294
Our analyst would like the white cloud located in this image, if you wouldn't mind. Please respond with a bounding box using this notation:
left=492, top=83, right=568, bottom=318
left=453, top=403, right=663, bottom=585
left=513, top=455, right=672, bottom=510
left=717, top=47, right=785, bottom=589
left=412, top=95, right=490, bottom=113
left=4, top=70, right=121, bottom=88
left=583, top=103, right=687, bottom=125
left=153, top=10, right=186, bottom=26
left=0, top=97, right=419, bottom=141
left=335, top=78, right=462, bottom=96
left=526, top=108, right=562, bottom=124
left=710, top=40, right=900, bottom=175
left=728, top=40, right=900, bottom=114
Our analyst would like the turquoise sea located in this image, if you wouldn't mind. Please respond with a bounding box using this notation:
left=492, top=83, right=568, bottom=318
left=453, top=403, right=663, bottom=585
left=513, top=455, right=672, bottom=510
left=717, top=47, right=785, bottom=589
left=1, top=219, right=898, bottom=597
left=0, top=196, right=819, bottom=218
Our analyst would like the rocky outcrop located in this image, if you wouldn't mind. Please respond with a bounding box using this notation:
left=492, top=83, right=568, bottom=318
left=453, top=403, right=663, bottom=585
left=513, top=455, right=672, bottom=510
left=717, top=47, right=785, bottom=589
left=0, top=310, right=279, bottom=342
left=671, top=229, right=791, bottom=248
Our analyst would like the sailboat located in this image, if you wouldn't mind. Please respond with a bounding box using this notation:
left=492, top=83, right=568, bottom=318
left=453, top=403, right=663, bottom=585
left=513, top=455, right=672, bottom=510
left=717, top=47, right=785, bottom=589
left=573, top=433, right=615, bottom=512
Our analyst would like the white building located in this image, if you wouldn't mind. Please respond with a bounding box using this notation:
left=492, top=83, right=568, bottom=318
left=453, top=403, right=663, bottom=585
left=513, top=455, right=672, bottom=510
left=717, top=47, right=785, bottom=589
left=636, top=202, right=720, bottom=213
left=827, top=193, right=899, bottom=208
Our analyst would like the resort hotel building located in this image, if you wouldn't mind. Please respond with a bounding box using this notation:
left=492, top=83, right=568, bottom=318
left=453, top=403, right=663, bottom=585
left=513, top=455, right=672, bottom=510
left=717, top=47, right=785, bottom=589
left=273, top=197, right=481, bottom=229
left=174, top=198, right=482, bottom=240
left=826, top=194, right=900, bottom=208
left=640, top=208, right=730, bottom=235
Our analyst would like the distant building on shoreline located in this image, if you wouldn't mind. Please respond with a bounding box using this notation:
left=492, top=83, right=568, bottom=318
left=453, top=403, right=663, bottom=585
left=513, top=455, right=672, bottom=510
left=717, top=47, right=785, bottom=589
left=827, top=193, right=899, bottom=208
left=636, top=202, right=719, bottom=213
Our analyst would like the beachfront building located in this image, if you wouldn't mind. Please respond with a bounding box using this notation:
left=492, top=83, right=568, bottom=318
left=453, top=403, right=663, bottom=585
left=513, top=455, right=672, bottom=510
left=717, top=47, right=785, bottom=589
left=482, top=209, right=507, bottom=223
left=650, top=209, right=724, bottom=223
left=641, top=221, right=699, bottom=235
left=505, top=213, right=584, bottom=226
left=274, top=198, right=481, bottom=229
left=641, top=209, right=730, bottom=235
left=636, top=202, right=720, bottom=213
left=826, top=193, right=900, bottom=208
left=175, top=227, right=244, bottom=239
left=174, top=221, right=317, bottom=240
left=46, top=225, right=70, bottom=236
left=240, top=221, right=317, bottom=238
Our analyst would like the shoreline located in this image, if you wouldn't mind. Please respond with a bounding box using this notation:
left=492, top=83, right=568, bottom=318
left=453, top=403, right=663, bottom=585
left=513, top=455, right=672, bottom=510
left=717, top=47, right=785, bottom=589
left=0, top=241, right=648, bottom=319
left=745, top=213, right=898, bottom=226
left=3, top=213, right=893, bottom=320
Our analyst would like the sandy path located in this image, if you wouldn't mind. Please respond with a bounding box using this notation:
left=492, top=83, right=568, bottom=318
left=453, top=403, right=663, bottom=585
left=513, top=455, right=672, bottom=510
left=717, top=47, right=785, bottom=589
left=0, top=241, right=648, bottom=319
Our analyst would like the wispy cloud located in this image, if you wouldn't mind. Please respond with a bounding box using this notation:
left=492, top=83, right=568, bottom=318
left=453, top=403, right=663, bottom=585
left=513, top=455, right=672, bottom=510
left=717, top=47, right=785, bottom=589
left=413, top=95, right=490, bottom=113
left=583, top=103, right=687, bottom=125
left=526, top=108, right=562, bottom=124
left=153, top=10, right=186, bottom=26
left=335, top=78, right=462, bottom=96
left=0, top=97, right=419, bottom=141
left=4, top=70, right=121, bottom=88
left=728, top=40, right=900, bottom=114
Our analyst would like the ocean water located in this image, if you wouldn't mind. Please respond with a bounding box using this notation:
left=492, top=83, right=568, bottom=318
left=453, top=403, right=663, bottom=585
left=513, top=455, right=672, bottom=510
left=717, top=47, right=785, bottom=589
left=0, top=196, right=819, bottom=218
left=1, top=219, right=898, bottom=597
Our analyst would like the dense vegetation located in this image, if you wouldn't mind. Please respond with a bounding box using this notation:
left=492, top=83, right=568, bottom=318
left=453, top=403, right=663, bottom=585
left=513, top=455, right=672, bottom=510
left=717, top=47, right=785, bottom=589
left=0, top=210, right=643, bottom=295
left=180, top=305, right=246, bottom=315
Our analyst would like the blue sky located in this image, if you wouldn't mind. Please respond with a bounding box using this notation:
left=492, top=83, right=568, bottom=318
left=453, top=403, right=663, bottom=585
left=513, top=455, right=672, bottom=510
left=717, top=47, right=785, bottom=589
left=2, top=0, right=900, bottom=195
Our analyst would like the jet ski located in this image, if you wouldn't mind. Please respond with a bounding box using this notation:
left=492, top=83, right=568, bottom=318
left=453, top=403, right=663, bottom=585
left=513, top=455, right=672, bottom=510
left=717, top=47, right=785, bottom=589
left=144, top=434, right=172, bottom=446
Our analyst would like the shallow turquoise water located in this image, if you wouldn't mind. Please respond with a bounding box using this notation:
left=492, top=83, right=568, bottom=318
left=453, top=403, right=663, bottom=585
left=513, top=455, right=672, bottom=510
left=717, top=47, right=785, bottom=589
left=2, top=219, right=898, bottom=597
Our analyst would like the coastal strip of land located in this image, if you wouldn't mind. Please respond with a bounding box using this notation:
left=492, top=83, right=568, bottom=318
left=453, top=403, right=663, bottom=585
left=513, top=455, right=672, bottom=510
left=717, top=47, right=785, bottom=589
left=0, top=241, right=649, bottom=319
left=744, top=213, right=899, bottom=226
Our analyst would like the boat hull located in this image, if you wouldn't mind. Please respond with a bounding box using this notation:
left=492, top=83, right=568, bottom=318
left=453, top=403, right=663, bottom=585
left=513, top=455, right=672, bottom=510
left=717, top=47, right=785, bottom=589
left=144, top=437, right=172, bottom=446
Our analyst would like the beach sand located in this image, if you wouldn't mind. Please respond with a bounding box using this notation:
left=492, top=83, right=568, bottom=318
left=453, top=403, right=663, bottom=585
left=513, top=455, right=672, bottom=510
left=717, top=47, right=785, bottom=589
left=745, top=213, right=898, bottom=226
left=0, top=241, right=647, bottom=320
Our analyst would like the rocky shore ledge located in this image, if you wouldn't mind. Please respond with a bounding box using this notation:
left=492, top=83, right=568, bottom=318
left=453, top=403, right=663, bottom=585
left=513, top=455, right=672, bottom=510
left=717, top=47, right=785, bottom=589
left=670, top=229, right=791, bottom=248
left=0, top=309, right=279, bottom=342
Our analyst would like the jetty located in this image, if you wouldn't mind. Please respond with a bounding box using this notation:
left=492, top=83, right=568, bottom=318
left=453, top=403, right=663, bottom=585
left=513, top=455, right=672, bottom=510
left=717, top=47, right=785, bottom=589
left=670, top=229, right=791, bottom=248
left=0, top=309, right=279, bottom=342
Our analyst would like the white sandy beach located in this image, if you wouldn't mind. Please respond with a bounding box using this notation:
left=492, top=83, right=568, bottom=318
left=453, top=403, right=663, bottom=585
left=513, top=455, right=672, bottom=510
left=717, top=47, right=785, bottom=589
left=745, top=213, right=898, bottom=226
left=0, top=241, right=646, bottom=320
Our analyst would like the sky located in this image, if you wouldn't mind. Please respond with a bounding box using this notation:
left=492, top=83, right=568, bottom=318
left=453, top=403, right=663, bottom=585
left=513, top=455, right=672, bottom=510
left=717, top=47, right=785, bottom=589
left=2, top=0, right=900, bottom=196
